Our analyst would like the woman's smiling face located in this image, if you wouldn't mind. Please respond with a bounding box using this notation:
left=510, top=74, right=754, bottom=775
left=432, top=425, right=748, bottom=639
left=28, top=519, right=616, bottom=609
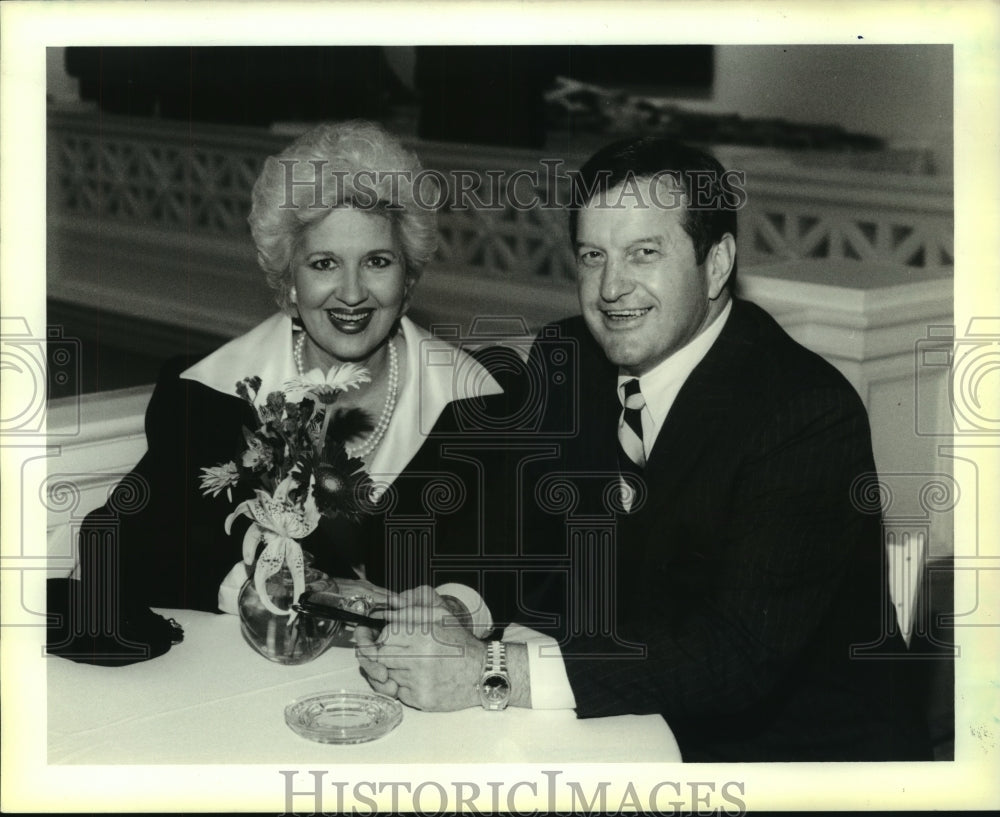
left=291, top=207, right=408, bottom=368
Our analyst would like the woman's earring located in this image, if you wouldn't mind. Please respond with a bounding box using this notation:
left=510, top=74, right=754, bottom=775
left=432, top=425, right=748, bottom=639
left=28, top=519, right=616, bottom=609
left=289, top=287, right=304, bottom=328
left=399, top=278, right=415, bottom=316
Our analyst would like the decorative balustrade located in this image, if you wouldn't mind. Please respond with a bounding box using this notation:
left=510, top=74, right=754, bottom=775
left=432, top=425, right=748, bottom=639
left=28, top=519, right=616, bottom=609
left=49, top=108, right=953, bottom=297
left=734, top=171, right=954, bottom=268
left=50, top=113, right=276, bottom=238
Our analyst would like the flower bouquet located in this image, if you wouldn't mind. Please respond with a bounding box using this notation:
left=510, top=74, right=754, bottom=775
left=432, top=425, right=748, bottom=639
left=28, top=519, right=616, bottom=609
left=199, top=359, right=375, bottom=662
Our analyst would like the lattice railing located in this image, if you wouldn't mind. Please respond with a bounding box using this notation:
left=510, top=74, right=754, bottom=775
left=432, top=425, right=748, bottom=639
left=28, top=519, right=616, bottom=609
left=50, top=114, right=276, bottom=238
left=741, top=201, right=953, bottom=267
left=49, top=108, right=953, bottom=286
left=435, top=202, right=576, bottom=281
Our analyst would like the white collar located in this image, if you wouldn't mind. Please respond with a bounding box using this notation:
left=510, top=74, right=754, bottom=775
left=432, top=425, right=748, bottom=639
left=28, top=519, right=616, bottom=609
left=617, top=298, right=732, bottom=452
left=365, top=316, right=503, bottom=485
left=181, top=312, right=297, bottom=403
left=181, top=313, right=504, bottom=485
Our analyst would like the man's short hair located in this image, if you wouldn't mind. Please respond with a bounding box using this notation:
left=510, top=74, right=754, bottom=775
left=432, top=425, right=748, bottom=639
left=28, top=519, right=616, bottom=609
left=569, top=137, right=740, bottom=286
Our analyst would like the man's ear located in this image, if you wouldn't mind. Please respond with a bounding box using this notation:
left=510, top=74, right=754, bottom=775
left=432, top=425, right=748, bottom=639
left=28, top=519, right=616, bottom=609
left=705, top=233, right=736, bottom=300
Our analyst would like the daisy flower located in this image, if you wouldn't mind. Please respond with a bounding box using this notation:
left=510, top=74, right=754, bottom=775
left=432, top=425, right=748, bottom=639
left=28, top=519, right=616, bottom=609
left=283, top=363, right=371, bottom=404
left=199, top=461, right=240, bottom=502
left=312, top=461, right=371, bottom=521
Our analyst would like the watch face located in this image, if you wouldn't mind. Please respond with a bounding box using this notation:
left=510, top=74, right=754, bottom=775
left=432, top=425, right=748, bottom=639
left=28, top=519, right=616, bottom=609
left=481, top=674, right=510, bottom=703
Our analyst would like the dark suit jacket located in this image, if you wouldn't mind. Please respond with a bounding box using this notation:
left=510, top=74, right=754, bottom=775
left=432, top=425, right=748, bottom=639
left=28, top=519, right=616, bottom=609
left=507, top=298, right=931, bottom=762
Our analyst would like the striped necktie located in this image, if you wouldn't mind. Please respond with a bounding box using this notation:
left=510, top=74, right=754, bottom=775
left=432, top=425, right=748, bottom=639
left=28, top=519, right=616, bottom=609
left=618, top=378, right=646, bottom=468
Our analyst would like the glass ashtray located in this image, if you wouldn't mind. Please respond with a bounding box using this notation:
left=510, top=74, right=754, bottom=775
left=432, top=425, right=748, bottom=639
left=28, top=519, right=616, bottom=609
left=284, top=690, right=403, bottom=744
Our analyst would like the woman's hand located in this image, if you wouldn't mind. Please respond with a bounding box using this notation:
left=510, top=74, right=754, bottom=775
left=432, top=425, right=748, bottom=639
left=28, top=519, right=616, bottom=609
left=331, top=577, right=393, bottom=610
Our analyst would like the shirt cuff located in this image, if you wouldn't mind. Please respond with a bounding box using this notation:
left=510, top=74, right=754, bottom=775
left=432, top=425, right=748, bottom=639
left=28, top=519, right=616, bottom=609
left=217, top=561, right=248, bottom=614
left=434, top=582, right=493, bottom=639
left=503, top=623, right=576, bottom=710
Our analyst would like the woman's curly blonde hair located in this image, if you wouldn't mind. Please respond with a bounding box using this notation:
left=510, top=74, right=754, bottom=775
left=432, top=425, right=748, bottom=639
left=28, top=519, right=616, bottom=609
left=248, top=120, right=439, bottom=311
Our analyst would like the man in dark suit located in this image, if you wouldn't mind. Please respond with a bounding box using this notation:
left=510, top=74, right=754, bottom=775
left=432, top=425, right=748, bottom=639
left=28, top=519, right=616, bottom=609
left=357, top=137, right=931, bottom=762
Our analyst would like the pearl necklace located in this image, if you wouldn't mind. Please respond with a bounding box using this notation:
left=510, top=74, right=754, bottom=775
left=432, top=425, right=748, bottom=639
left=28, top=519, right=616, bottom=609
left=293, top=331, right=399, bottom=460
left=293, top=329, right=308, bottom=377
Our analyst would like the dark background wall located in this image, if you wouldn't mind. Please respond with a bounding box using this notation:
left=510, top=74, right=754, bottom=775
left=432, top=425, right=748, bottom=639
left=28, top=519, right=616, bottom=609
left=64, top=45, right=715, bottom=149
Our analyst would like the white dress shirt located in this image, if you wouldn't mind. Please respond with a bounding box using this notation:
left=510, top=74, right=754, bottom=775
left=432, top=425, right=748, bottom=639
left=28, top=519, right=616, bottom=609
left=523, top=299, right=733, bottom=708
left=183, top=312, right=504, bottom=638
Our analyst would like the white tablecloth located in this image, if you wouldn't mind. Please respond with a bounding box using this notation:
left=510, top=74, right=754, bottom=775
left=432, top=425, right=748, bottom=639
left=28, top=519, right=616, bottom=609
left=47, top=609, right=682, bottom=764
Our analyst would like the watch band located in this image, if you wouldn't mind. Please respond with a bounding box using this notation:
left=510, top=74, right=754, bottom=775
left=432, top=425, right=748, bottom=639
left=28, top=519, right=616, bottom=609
left=479, top=640, right=511, bottom=711
left=488, top=640, right=507, bottom=674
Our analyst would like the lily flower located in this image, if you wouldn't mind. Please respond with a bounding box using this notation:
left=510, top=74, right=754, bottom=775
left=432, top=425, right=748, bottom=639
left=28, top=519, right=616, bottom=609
left=225, top=475, right=320, bottom=617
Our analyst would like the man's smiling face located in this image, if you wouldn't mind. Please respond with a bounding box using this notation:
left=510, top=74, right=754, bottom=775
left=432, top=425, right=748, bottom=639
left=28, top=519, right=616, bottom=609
left=574, top=177, right=731, bottom=376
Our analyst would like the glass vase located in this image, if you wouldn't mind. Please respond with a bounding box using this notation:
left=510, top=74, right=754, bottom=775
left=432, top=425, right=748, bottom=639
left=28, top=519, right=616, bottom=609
left=238, top=550, right=342, bottom=665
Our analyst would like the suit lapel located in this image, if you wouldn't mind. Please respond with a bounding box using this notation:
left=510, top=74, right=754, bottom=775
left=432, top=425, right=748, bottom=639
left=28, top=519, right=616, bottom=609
left=545, top=304, right=760, bottom=543
left=633, top=300, right=758, bottom=516
left=566, top=322, right=621, bottom=473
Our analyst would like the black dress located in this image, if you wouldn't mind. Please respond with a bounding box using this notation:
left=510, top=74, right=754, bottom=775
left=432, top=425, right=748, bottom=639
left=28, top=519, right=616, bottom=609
left=47, top=338, right=531, bottom=664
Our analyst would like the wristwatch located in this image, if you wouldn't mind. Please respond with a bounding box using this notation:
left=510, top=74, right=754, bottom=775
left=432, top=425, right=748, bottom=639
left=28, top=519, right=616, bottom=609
left=478, top=641, right=511, bottom=711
